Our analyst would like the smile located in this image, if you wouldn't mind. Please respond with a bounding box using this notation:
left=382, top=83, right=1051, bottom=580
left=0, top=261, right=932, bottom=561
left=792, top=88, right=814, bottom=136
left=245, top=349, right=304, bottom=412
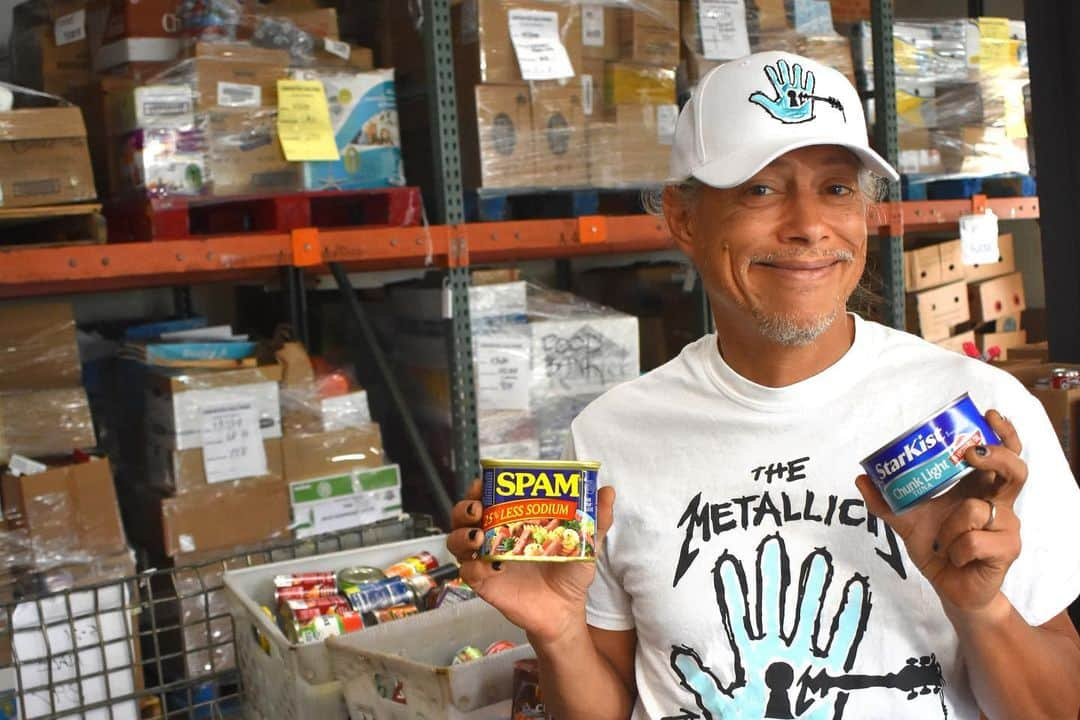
left=753, top=257, right=846, bottom=280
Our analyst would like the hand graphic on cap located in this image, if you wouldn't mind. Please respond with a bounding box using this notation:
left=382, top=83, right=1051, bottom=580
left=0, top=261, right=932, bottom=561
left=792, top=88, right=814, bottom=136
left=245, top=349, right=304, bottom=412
left=749, top=59, right=817, bottom=124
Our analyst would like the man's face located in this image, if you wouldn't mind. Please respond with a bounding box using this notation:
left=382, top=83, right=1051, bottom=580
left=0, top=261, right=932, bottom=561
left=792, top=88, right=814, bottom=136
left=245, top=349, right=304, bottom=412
left=669, top=145, right=869, bottom=346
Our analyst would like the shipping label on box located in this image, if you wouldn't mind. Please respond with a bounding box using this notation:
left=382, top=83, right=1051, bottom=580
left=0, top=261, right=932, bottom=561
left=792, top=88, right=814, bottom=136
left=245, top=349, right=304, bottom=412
left=289, top=464, right=402, bottom=539
left=963, top=233, right=1016, bottom=282
left=292, top=68, right=404, bottom=190
left=146, top=381, right=282, bottom=450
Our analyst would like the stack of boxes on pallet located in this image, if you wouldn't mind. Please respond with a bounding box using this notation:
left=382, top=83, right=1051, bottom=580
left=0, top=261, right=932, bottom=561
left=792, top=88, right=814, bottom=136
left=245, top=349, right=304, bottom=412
left=905, top=234, right=1028, bottom=357
left=852, top=17, right=1031, bottom=183
left=0, top=303, right=133, bottom=596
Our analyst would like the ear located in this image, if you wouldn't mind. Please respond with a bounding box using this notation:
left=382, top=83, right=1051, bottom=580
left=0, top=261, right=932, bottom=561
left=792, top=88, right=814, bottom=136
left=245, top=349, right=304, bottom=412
left=662, top=186, right=696, bottom=259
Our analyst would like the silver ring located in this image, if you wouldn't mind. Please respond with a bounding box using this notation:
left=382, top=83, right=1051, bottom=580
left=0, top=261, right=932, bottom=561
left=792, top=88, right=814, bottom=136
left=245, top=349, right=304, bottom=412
left=981, top=499, right=997, bottom=531
left=470, top=551, right=480, bottom=561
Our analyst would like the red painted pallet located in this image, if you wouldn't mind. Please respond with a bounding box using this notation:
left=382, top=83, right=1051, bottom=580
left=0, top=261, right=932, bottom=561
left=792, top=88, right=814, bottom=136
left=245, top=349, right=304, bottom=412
left=105, top=186, right=424, bottom=242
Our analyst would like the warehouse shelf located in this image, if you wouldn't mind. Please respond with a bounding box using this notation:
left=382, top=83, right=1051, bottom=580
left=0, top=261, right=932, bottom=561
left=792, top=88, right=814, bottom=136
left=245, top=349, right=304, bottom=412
left=0, top=199, right=1039, bottom=298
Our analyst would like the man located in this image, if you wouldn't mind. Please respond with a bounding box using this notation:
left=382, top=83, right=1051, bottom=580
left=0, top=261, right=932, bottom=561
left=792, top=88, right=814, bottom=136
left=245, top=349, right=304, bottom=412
left=448, top=51, right=1080, bottom=719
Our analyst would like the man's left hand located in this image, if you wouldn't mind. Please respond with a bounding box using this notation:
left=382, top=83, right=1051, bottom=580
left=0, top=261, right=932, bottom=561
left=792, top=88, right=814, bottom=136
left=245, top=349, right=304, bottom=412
left=856, top=410, right=1026, bottom=614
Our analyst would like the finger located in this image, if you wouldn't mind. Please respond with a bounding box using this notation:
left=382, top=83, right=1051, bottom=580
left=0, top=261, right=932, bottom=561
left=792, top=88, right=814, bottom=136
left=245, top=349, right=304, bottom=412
left=764, top=65, right=782, bottom=93
left=963, top=444, right=1028, bottom=502
left=594, top=486, right=616, bottom=549
left=459, top=556, right=506, bottom=590
left=945, top=528, right=1021, bottom=569
left=854, top=474, right=898, bottom=527
left=446, top=526, right=484, bottom=563
left=791, top=550, right=829, bottom=648
left=777, top=58, right=791, bottom=86
left=825, top=574, right=870, bottom=669
left=805, top=69, right=816, bottom=94
left=758, top=536, right=784, bottom=638
left=466, top=478, right=482, bottom=501
left=986, top=409, right=1022, bottom=455
left=934, top=497, right=1007, bottom=552
left=792, top=63, right=803, bottom=91
left=450, top=498, right=483, bottom=531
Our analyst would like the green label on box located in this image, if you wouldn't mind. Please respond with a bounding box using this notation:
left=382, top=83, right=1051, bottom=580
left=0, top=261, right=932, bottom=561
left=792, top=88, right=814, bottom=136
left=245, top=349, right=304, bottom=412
left=289, top=464, right=400, bottom=503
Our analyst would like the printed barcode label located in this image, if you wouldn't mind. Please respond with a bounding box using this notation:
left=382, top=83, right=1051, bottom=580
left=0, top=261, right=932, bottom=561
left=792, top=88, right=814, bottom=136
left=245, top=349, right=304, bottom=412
left=135, top=86, right=195, bottom=128
left=217, top=81, right=261, bottom=108
left=581, top=74, right=594, bottom=116
left=324, top=38, right=351, bottom=60
left=54, top=9, right=86, bottom=46
left=142, top=101, right=192, bottom=117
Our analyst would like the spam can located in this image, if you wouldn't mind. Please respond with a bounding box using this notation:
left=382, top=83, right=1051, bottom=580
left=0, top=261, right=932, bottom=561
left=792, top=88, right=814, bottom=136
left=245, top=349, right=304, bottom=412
left=861, top=393, right=1001, bottom=514
left=480, top=459, right=600, bottom=562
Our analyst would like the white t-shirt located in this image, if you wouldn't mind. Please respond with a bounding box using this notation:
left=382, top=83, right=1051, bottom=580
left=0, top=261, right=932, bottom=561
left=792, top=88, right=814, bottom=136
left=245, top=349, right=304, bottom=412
left=570, top=315, right=1080, bottom=720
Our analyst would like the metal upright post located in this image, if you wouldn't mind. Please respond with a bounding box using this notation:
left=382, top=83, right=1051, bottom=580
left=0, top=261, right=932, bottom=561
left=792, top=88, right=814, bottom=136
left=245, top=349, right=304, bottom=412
left=423, top=0, right=479, bottom=497
left=871, top=0, right=905, bottom=330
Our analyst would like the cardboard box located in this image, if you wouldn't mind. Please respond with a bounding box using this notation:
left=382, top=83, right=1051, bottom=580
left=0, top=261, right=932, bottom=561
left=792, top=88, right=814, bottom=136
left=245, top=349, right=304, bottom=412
left=453, top=0, right=583, bottom=86
left=281, top=425, right=386, bottom=482
left=187, top=43, right=291, bottom=111
left=94, top=37, right=180, bottom=72
left=938, top=240, right=964, bottom=284
left=530, top=82, right=588, bottom=187
left=145, top=365, right=283, bottom=451
left=205, top=110, right=300, bottom=196
left=463, top=83, right=537, bottom=189
left=1006, top=341, right=1049, bottom=362
left=0, top=303, right=82, bottom=392
left=289, top=463, right=402, bottom=539
left=898, top=129, right=943, bottom=174
left=581, top=3, right=619, bottom=60
left=989, top=313, right=1022, bottom=333
left=147, top=437, right=285, bottom=494
left=10, top=0, right=94, bottom=97
left=1004, top=363, right=1080, bottom=471
left=0, top=388, right=96, bottom=463
left=94, top=0, right=181, bottom=43
left=605, top=62, right=676, bottom=106
left=907, top=280, right=970, bottom=342
left=903, top=244, right=942, bottom=292
left=934, top=330, right=976, bottom=355
left=160, top=481, right=291, bottom=556
left=2, top=457, right=127, bottom=557
left=291, top=68, right=405, bottom=191
left=589, top=103, right=674, bottom=186
left=977, top=329, right=1027, bottom=357
left=963, top=233, right=1016, bottom=282
left=0, top=107, right=97, bottom=208
left=968, top=271, right=1026, bottom=325
left=617, top=0, right=679, bottom=67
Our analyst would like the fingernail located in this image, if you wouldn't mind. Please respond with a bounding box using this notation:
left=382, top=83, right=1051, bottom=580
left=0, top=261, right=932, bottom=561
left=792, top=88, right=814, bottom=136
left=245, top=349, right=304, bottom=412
left=491, top=561, right=503, bottom=571
left=974, top=445, right=989, bottom=457
left=468, top=502, right=480, bottom=516
left=468, top=529, right=478, bottom=541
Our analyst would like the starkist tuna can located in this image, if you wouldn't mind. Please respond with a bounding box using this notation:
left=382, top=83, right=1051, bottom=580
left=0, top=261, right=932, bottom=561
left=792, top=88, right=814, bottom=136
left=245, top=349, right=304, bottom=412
left=480, top=459, right=600, bottom=562
left=861, top=393, right=1001, bottom=514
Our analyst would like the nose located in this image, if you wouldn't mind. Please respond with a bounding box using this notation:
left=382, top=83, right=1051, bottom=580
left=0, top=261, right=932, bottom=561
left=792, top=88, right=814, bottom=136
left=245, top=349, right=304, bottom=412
left=778, top=189, right=829, bottom=246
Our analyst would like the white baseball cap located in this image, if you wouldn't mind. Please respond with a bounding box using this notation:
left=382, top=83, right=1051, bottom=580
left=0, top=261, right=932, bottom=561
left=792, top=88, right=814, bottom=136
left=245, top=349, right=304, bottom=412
left=670, top=51, right=899, bottom=188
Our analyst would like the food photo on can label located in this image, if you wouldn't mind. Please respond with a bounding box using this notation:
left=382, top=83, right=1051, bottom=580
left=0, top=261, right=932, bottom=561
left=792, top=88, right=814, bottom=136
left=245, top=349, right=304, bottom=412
left=484, top=516, right=595, bottom=558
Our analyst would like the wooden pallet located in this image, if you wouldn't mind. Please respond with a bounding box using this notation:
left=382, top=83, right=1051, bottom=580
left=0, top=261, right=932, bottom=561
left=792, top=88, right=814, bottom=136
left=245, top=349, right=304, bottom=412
left=466, top=186, right=655, bottom=222
left=902, top=173, right=1037, bottom=201
left=105, top=186, right=424, bottom=242
left=0, top=203, right=106, bottom=248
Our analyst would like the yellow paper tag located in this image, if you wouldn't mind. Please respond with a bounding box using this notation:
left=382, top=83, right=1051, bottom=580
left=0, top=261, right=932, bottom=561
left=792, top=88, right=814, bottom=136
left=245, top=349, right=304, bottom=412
left=276, top=80, right=339, bottom=162
left=894, top=37, right=919, bottom=73
left=976, top=17, right=1017, bottom=71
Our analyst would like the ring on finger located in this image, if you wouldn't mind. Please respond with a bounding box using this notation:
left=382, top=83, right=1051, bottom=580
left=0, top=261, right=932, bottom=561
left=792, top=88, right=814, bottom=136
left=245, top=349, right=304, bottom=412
left=981, top=498, right=997, bottom=531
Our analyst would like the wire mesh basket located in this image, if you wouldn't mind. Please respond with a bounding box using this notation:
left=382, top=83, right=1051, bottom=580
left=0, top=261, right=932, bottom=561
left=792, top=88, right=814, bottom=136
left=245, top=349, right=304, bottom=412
left=0, top=514, right=438, bottom=719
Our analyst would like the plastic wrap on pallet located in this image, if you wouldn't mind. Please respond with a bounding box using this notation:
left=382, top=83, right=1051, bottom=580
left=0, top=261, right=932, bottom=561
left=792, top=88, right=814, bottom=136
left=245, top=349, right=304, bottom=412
left=447, top=0, right=681, bottom=190
left=0, top=389, right=96, bottom=464
left=391, top=281, right=639, bottom=461
left=852, top=18, right=1029, bottom=180
left=0, top=303, right=83, bottom=393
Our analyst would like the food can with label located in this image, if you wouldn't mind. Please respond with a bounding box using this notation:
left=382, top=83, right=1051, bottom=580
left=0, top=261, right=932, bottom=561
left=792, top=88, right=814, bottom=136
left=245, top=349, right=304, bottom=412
left=293, top=611, right=364, bottom=644
left=484, top=640, right=516, bottom=656
left=451, top=645, right=484, bottom=665
left=336, top=566, right=386, bottom=588
left=274, top=585, right=342, bottom=603
left=480, top=459, right=600, bottom=562
left=861, top=393, right=1001, bottom=514
left=273, top=571, right=337, bottom=589
left=371, top=604, right=419, bottom=624
left=383, top=551, right=439, bottom=579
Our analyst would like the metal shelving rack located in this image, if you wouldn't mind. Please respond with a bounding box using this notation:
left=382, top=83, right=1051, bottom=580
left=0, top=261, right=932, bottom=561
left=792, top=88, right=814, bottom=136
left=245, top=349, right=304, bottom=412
left=0, top=0, right=1049, bottom=502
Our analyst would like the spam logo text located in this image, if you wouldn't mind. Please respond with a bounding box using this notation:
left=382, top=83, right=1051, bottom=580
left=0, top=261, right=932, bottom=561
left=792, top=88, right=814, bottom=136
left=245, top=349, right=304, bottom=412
left=494, top=471, right=582, bottom=499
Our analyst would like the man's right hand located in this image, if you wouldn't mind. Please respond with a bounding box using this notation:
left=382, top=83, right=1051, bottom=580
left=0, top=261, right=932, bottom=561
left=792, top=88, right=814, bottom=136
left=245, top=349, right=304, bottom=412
left=446, top=480, right=616, bottom=646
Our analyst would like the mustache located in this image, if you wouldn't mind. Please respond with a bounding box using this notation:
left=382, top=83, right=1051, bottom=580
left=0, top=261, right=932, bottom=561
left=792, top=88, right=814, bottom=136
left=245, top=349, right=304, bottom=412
left=750, top=249, right=856, bottom=264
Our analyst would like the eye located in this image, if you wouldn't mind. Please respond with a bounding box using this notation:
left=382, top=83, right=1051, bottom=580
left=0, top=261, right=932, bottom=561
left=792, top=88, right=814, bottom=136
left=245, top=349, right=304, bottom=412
left=826, top=183, right=856, bottom=197
left=746, top=184, right=776, bottom=197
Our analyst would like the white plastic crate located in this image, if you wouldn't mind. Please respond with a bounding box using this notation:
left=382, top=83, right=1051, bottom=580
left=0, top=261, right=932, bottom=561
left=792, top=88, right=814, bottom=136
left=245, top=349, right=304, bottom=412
left=223, top=533, right=453, bottom=720
left=327, top=598, right=533, bottom=720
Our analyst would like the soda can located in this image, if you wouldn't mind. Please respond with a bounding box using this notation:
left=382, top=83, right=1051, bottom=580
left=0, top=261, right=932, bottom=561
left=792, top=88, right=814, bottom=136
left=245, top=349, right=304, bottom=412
left=273, top=572, right=336, bottom=589
left=452, top=645, right=484, bottom=665
left=384, top=551, right=439, bottom=579
left=1051, top=368, right=1079, bottom=390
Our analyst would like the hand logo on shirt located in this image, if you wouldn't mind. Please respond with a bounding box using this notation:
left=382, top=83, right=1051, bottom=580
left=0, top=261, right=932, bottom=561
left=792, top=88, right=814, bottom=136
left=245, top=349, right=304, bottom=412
left=666, top=534, right=947, bottom=719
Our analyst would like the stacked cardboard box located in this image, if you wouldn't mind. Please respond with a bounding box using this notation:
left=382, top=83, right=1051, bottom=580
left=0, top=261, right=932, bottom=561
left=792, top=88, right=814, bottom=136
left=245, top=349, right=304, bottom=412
left=453, top=0, right=679, bottom=190
left=904, top=234, right=1027, bottom=356
left=0, top=104, right=97, bottom=209
left=1003, top=364, right=1080, bottom=473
